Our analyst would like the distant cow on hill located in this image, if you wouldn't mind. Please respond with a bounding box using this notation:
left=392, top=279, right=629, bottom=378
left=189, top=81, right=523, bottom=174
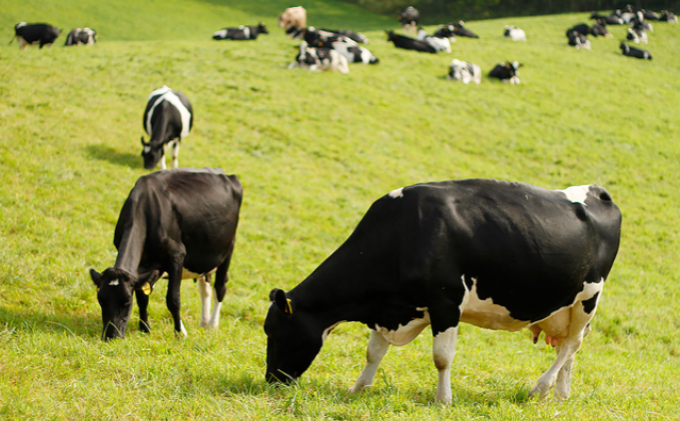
left=386, top=30, right=436, bottom=53
left=399, top=6, right=419, bottom=34
left=453, top=21, right=479, bottom=38
left=90, top=168, right=242, bottom=340
left=141, top=86, right=193, bottom=170
left=64, top=28, right=97, bottom=46
left=591, top=21, right=612, bottom=37
left=504, top=25, right=526, bottom=41
left=626, top=27, right=648, bottom=44
left=590, top=12, right=624, bottom=25
left=10, top=23, right=60, bottom=50
left=213, top=23, right=268, bottom=40
left=288, top=41, right=350, bottom=74
left=489, top=61, right=521, bottom=84
left=416, top=28, right=451, bottom=53
left=660, top=10, right=678, bottom=23
left=620, top=42, right=652, bottom=59
left=278, top=6, right=306, bottom=31
left=447, top=59, right=481, bottom=84
left=567, top=31, right=591, bottom=50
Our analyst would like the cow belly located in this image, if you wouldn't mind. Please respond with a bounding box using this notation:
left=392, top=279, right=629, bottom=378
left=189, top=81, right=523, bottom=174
left=375, top=309, right=431, bottom=346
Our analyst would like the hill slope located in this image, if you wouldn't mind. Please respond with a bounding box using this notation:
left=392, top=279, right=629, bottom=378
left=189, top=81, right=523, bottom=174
left=1, top=0, right=680, bottom=419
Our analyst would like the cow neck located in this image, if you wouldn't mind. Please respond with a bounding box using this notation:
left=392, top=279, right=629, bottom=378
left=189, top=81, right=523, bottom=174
left=112, top=190, right=150, bottom=277
left=148, top=108, right=171, bottom=147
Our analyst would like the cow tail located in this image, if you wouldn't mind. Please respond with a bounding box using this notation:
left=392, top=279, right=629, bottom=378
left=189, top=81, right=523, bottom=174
left=8, top=35, right=16, bottom=45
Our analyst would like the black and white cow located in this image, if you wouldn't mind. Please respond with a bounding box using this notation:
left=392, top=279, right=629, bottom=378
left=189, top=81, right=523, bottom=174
left=399, top=6, right=420, bottom=34
left=386, top=30, right=436, bottom=53
left=453, top=21, right=479, bottom=38
left=90, top=168, right=242, bottom=340
left=626, top=27, right=648, bottom=44
left=567, top=31, right=591, bottom=50
left=590, top=12, right=624, bottom=25
left=289, top=27, right=358, bottom=49
left=489, top=61, right=521, bottom=84
left=591, top=21, right=612, bottom=37
left=64, top=28, right=97, bottom=46
left=504, top=25, right=526, bottom=41
left=566, top=23, right=591, bottom=38
left=632, top=13, right=654, bottom=32
left=264, top=179, right=621, bottom=403
left=140, top=86, right=193, bottom=170
left=212, top=23, right=268, bottom=40
left=614, top=9, right=637, bottom=25
left=620, top=42, right=652, bottom=59
left=10, top=23, right=60, bottom=50
left=320, top=28, right=369, bottom=44
left=660, top=10, right=678, bottom=24
left=415, top=28, right=451, bottom=53
left=288, top=41, right=350, bottom=73
left=447, top=59, right=481, bottom=84
left=433, top=23, right=456, bottom=40
left=331, top=42, right=379, bottom=65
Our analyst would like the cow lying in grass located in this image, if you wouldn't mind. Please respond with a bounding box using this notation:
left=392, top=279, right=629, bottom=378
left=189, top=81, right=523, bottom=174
left=288, top=41, right=350, bottom=74
left=213, top=23, right=268, bottom=40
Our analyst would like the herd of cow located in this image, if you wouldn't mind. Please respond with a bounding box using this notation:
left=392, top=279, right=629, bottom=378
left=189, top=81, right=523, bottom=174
left=12, top=6, right=630, bottom=405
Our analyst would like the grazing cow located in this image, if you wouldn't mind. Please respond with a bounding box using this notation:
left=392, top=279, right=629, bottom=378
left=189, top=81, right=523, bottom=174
left=660, top=10, right=678, bottom=23
left=90, top=168, right=242, bottom=340
left=331, top=42, right=379, bottom=64
left=10, top=23, right=60, bottom=50
left=64, top=28, right=97, bottom=46
left=386, top=30, right=436, bottom=53
left=489, top=61, right=521, bottom=84
left=453, top=21, right=479, bottom=38
left=213, top=23, right=268, bottom=40
left=620, top=42, right=652, bottom=59
left=504, top=25, right=526, bottom=41
left=141, top=86, right=193, bottom=170
left=591, top=21, right=612, bottom=37
left=433, top=23, right=456, bottom=40
left=264, top=179, right=622, bottom=403
left=567, top=31, right=591, bottom=50
left=626, top=27, right=648, bottom=44
left=288, top=41, right=350, bottom=74
left=416, top=28, right=451, bottom=53
left=399, top=6, right=420, bottom=34
left=447, top=59, right=481, bottom=84
left=279, top=6, right=307, bottom=31
left=566, top=23, right=591, bottom=37
left=590, top=12, right=624, bottom=25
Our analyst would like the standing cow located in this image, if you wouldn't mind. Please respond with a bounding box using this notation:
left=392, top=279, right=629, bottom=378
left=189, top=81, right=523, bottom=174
left=264, top=179, right=621, bottom=403
left=10, top=23, right=61, bottom=50
left=64, top=28, right=97, bottom=46
left=279, top=6, right=307, bottom=32
left=399, top=6, right=420, bottom=34
left=140, top=86, right=193, bottom=170
left=90, top=168, right=242, bottom=340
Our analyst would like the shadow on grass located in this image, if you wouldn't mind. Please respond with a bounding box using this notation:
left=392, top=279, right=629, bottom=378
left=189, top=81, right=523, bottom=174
left=85, top=144, right=140, bottom=169
left=0, top=305, right=100, bottom=339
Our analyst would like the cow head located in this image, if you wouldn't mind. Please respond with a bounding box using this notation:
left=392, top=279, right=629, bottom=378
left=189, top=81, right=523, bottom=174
left=385, top=30, right=395, bottom=41
left=140, top=137, right=162, bottom=170
left=90, top=268, right=160, bottom=340
left=264, top=288, right=323, bottom=384
left=258, top=23, right=269, bottom=34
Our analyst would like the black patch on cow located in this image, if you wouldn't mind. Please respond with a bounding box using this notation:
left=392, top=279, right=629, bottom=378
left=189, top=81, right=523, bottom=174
left=582, top=292, right=600, bottom=314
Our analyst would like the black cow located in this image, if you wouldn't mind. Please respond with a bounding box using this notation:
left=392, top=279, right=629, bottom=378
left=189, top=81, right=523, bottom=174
left=566, top=23, right=591, bottom=37
left=64, top=28, right=97, bottom=46
left=212, top=23, right=268, bottom=40
left=489, top=60, right=521, bottom=84
left=399, top=6, right=419, bottom=33
left=10, top=23, right=60, bottom=50
left=660, top=10, right=678, bottom=23
left=590, top=12, right=624, bottom=25
left=453, top=21, right=479, bottom=38
left=140, top=86, right=193, bottom=170
left=620, top=42, right=652, bottom=59
left=591, top=21, right=612, bottom=37
left=385, top=30, right=436, bottom=53
left=264, top=179, right=621, bottom=403
left=567, top=31, right=591, bottom=50
left=90, top=168, right=242, bottom=340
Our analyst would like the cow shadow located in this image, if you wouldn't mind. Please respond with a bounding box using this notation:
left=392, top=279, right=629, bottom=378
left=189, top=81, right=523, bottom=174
left=0, top=305, right=99, bottom=339
left=85, top=144, right=139, bottom=169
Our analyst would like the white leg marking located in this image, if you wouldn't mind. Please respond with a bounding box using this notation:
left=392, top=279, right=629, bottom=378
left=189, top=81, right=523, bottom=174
left=160, top=153, right=167, bottom=170
left=198, top=276, right=212, bottom=328
left=208, top=300, right=222, bottom=329
left=433, top=326, right=458, bottom=404
left=171, top=140, right=180, bottom=169
left=349, top=330, right=390, bottom=393
left=177, top=320, right=188, bottom=338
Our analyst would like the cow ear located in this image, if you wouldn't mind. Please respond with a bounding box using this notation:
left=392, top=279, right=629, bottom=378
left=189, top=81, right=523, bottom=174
left=140, top=136, right=147, bottom=146
left=269, top=288, right=293, bottom=314
left=136, top=270, right=161, bottom=295
left=90, top=269, right=102, bottom=289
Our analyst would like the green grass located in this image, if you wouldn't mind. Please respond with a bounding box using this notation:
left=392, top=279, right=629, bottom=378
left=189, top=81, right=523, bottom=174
left=1, top=0, right=680, bottom=419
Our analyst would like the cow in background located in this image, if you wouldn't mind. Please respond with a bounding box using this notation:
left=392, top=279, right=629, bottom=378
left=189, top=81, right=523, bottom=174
left=10, top=23, right=61, bottom=49
left=399, top=6, right=419, bottom=34
left=504, top=25, right=526, bottom=41
left=279, top=6, right=307, bottom=31
left=213, top=23, right=268, bottom=40
left=620, top=42, right=652, bottom=59
left=567, top=31, right=591, bottom=50
left=90, top=168, right=242, bottom=340
left=141, top=86, right=193, bottom=170
left=288, top=41, right=350, bottom=74
left=453, top=21, right=479, bottom=38
left=64, top=28, right=97, bottom=46
left=660, top=10, right=678, bottom=23
left=447, top=59, right=481, bottom=84
left=489, top=61, right=521, bottom=84
left=416, top=28, right=451, bottom=53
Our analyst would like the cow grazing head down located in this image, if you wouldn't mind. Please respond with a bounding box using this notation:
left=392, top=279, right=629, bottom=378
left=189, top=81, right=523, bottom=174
left=90, top=268, right=160, bottom=340
left=264, top=288, right=323, bottom=383
left=140, top=137, right=163, bottom=170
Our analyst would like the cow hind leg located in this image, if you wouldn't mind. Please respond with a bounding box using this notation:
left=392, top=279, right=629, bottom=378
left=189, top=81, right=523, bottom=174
left=208, top=242, right=234, bottom=329
left=433, top=326, right=459, bottom=404
left=349, top=330, right=390, bottom=393
left=171, top=140, right=180, bottom=169
left=198, top=274, right=212, bottom=328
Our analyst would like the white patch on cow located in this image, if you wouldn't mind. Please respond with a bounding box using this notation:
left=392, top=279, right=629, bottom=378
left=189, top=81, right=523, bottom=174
left=145, top=86, right=191, bottom=140
left=108, top=280, right=119, bottom=286
left=214, top=29, right=228, bottom=39
left=143, top=145, right=151, bottom=154
left=208, top=301, right=222, bottom=329
left=374, top=309, right=430, bottom=346
left=459, top=277, right=529, bottom=331
left=17, top=22, right=27, bottom=29
left=559, top=185, right=590, bottom=205
left=198, top=277, right=212, bottom=328
left=574, top=278, right=604, bottom=303
left=388, top=187, right=404, bottom=198
left=180, top=321, right=188, bottom=338
left=243, top=26, right=251, bottom=39
left=322, top=321, right=346, bottom=344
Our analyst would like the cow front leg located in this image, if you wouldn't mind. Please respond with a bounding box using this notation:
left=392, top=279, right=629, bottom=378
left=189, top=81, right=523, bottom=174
left=349, top=330, right=390, bottom=393
left=433, top=326, right=459, bottom=404
left=166, top=261, right=186, bottom=338
left=208, top=240, right=235, bottom=329
left=198, top=274, right=212, bottom=328
left=171, top=140, right=180, bottom=169
left=135, top=290, right=151, bottom=333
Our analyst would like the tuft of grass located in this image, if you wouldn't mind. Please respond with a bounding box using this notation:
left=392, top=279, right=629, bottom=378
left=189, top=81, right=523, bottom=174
left=1, top=0, right=680, bottom=419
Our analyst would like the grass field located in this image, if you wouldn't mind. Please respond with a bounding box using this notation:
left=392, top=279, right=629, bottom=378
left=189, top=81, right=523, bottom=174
left=1, top=0, right=680, bottom=419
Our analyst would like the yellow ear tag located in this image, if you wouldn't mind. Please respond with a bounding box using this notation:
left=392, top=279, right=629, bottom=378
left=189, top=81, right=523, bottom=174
left=286, top=298, right=293, bottom=314
left=141, top=282, right=152, bottom=296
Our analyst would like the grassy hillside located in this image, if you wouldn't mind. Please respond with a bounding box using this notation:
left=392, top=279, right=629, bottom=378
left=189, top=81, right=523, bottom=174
left=1, top=0, right=680, bottom=419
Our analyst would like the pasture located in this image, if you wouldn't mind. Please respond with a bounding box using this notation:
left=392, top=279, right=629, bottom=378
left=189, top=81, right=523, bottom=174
left=1, top=0, right=680, bottom=418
